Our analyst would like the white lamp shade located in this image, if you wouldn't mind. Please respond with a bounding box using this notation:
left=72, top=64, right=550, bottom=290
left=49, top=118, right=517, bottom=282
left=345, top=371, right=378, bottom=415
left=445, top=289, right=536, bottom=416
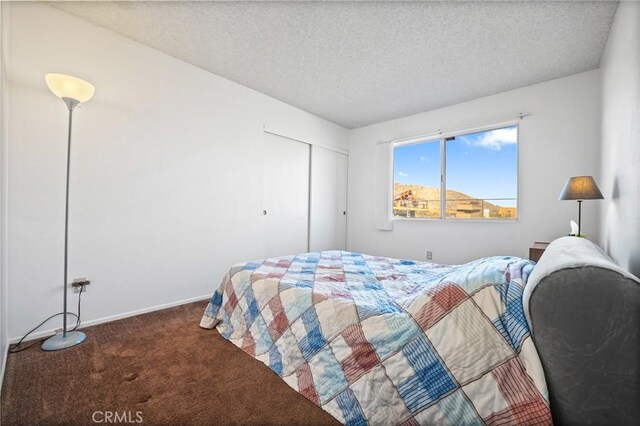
left=45, top=73, right=95, bottom=103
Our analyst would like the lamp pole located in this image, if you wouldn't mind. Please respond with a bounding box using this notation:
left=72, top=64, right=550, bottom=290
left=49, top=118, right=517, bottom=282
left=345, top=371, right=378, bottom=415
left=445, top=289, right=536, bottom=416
left=42, top=74, right=93, bottom=351
left=577, top=200, right=582, bottom=237
left=61, top=98, right=78, bottom=338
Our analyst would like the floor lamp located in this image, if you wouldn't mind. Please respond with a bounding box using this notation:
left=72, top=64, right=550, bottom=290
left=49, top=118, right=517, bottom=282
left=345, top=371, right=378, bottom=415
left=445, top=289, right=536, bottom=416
left=41, top=73, right=95, bottom=351
left=559, top=176, right=604, bottom=237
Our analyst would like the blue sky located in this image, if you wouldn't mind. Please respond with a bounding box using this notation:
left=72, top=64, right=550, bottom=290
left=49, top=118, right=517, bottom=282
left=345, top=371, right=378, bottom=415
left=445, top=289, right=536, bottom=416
left=393, top=126, right=518, bottom=207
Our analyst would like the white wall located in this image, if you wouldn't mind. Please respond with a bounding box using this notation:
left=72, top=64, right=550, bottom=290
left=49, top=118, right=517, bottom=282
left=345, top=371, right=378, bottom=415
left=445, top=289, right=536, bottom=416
left=6, top=2, right=347, bottom=340
left=347, top=70, right=602, bottom=264
left=0, top=0, right=9, bottom=391
left=599, top=1, right=640, bottom=277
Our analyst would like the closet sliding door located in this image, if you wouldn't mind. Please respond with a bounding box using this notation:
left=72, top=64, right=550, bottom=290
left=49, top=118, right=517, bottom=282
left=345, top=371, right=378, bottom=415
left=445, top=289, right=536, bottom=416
left=263, top=132, right=310, bottom=258
left=309, top=146, right=348, bottom=252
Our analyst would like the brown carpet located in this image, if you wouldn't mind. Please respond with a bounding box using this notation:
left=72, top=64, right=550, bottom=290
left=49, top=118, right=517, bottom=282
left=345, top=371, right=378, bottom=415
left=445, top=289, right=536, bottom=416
left=1, top=301, right=340, bottom=425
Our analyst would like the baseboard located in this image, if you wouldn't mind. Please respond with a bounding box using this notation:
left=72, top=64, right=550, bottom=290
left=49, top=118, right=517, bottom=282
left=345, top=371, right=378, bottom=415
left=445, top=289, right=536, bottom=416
left=8, top=294, right=212, bottom=344
left=0, top=339, right=7, bottom=395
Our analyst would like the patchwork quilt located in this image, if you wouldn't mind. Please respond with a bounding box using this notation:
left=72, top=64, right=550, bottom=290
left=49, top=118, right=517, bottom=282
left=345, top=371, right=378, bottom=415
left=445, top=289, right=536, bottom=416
left=200, top=251, right=552, bottom=425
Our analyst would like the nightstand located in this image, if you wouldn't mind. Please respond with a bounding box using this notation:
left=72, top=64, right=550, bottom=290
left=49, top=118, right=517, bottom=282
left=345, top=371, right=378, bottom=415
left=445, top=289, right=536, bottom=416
left=529, top=242, right=550, bottom=262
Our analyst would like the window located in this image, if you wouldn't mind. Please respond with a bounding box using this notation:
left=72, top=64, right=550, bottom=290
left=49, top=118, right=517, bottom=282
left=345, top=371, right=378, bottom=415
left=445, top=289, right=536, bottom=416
left=392, top=125, right=518, bottom=220
left=393, top=139, right=441, bottom=218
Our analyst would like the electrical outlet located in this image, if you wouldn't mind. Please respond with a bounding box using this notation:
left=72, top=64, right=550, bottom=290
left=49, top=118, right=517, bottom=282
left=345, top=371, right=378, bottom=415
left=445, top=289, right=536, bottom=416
left=70, top=277, right=91, bottom=293
left=427, top=251, right=433, bottom=260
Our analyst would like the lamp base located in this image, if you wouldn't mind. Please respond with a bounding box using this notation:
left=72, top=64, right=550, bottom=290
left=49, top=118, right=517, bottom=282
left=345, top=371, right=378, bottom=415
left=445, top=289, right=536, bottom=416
left=41, top=331, right=86, bottom=351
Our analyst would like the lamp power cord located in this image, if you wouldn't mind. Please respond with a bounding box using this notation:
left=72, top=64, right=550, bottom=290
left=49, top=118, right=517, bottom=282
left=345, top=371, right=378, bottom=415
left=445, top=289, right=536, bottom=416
left=8, top=284, right=85, bottom=353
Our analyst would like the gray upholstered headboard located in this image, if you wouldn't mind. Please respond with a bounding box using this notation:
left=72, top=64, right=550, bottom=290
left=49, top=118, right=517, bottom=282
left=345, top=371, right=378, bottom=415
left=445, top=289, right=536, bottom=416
left=523, top=237, right=640, bottom=426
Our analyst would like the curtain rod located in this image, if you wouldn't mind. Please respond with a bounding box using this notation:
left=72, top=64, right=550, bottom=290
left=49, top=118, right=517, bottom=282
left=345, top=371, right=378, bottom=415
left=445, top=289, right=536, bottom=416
left=377, top=112, right=531, bottom=145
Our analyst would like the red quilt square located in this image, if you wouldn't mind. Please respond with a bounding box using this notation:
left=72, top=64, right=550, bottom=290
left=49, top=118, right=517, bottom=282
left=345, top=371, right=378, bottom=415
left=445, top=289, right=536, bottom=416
left=486, top=358, right=552, bottom=426
left=224, top=287, right=239, bottom=315
left=414, top=282, right=467, bottom=330
left=267, top=296, right=289, bottom=341
left=241, top=330, right=255, bottom=356
left=316, top=274, right=346, bottom=282
left=296, top=363, right=319, bottom=405
left=340, top=324, right=380, bottom=384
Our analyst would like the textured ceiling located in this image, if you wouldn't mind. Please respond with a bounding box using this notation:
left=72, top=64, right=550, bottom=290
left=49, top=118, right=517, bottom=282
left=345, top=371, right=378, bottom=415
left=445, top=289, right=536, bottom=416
left=49, top=1, right=618, bottom=129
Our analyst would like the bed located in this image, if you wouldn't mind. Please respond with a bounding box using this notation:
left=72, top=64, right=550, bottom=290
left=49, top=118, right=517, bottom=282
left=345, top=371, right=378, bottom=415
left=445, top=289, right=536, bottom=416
left=200, top=252, right=551, bottom=425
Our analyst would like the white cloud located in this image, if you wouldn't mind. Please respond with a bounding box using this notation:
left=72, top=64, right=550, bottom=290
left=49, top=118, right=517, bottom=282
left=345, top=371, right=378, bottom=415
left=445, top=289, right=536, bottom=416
left=468, top=127, right=517, bottom=150
left=398, top=171, right=409, bottom=177
left=420, top=156, right=426, bottom=161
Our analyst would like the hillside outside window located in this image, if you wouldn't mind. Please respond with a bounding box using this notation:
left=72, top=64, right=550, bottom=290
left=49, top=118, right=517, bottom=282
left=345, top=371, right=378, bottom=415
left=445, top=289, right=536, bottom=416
left=392, top=125, right=518, bottom=220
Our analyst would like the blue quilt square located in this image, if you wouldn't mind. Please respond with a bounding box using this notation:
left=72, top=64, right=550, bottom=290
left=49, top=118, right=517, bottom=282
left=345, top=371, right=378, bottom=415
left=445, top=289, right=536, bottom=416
left=207, top=291, right=223, bottom=313
left=309, top=346, right=348, bottom=404
left=268, top=344, right=283, bottom=376
left=396, top=335, right=456, bottom=412
left=434, top=390, right=483, bottom=426
left=349, top=283, right=402, bottom=320
left=298, top=309, right=326, bottom=361
left=279, top=279, right=312, bottom=292
left=241, top=261, right=261, bottom=271
left=243, top=286, right=260, bottom=328
left=335, top=388, right=367, bottom=426
left=297, top=254, right=320, bottom=264
left=494, top=282, right=528, bottom=350
left=249, top=315, right=272, bottom=355
left=218, top=308, right=234, bottom=339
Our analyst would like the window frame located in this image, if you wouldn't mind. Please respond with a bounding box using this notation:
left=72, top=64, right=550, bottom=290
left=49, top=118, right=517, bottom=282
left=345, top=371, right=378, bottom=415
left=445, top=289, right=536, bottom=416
left=391, top=121, right=520, bottom=222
